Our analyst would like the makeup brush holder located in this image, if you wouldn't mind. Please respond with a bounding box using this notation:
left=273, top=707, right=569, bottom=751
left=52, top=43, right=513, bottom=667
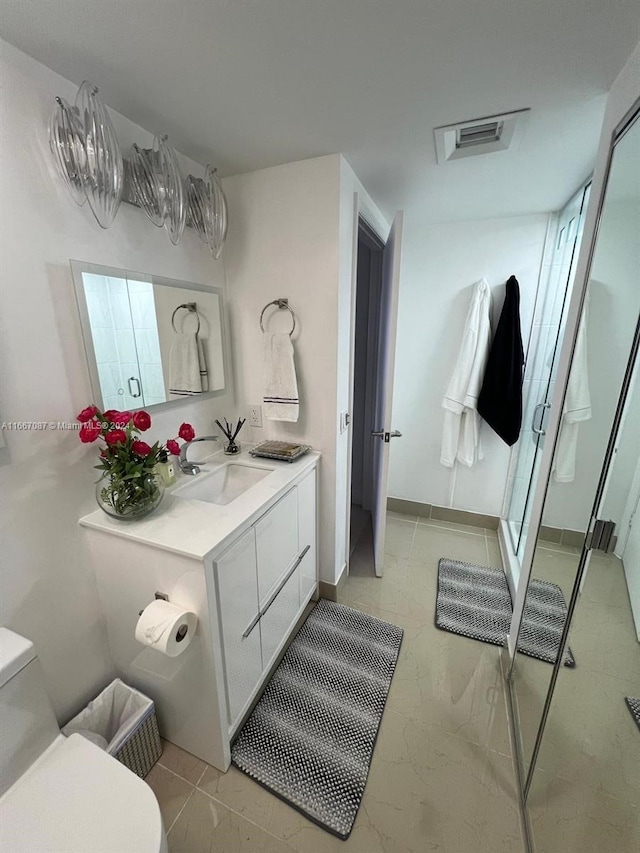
left=224, top=440, right=241, bottom=456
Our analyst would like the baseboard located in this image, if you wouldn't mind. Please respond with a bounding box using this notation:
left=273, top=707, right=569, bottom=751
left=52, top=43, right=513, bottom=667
left=539, top=524, right=586, bottom=549
left=387, top=497, right=499, bottom=531
left=319, top=562, right=348, bottom=602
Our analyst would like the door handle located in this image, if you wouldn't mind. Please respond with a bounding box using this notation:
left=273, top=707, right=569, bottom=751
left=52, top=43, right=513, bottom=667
left=531, top=402, right=550, bottom=436
left=371, top=430, right=403, bottom=443
left=128, top=376, right=142, bottom=399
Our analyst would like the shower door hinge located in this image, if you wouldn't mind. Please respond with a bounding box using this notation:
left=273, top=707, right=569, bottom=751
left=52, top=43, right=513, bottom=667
left=587, top=519, right=616, bottom=554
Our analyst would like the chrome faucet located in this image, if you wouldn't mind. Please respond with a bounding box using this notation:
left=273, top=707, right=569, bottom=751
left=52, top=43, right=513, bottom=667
left=178, top=435, right=219, bottom=476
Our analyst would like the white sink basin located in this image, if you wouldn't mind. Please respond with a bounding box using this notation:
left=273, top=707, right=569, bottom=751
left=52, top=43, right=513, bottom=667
left=173, top=463, right=272, bottom=506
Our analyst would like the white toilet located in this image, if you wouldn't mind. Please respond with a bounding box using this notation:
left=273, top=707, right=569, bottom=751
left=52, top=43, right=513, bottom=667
left=0, top=628, right=168, bottom=852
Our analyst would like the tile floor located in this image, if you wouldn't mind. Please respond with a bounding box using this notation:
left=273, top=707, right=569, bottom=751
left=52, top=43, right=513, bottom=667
left=511, top=543, right=640, bottom=853
left=146, top=511, right=526, bottom=852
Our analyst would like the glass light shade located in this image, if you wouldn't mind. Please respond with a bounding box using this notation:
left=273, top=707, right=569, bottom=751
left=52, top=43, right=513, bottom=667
left=204, top=165, right=228, bottom=260
left=75, top=81, right=123, bottom=229
left=157, top=135, right=186, bottom=245
left=130, top=142, right=164, bottom=227
left=186, top=175, right=209, bottom=243
left=48, top=96, right=87, bottom=206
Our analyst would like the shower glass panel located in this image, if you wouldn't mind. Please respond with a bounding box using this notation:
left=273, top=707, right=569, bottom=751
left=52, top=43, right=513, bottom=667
left=509, top=108, right=640, bottom=852
left=528, top=302, right=640, bottom=852
left=506, top=185, right=590, bottom=561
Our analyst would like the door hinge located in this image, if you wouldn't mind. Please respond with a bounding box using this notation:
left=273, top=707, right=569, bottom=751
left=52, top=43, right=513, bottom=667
left=588, top=519, right=616, bottom=553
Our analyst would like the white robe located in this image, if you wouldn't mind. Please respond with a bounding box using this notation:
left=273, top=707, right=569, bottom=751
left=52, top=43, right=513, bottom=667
left=440, top=279, right=492, bottom=468
left=553, top=301, right=591, bottom=483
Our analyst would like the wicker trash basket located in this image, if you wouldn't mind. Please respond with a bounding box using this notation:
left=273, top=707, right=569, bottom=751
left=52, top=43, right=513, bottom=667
left=62, top=678, right=162, bottom=778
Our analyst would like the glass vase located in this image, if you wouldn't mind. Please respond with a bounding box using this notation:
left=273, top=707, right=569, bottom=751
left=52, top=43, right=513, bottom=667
left=96, top=472, right=165, bottom=520
left=224, top=440, right=241, bottom=456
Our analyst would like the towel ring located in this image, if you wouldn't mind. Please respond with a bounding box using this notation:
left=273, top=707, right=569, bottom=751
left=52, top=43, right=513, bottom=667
left=172, top=302, right=201, bottom=335
left=259, top=298, right=296, bottom=337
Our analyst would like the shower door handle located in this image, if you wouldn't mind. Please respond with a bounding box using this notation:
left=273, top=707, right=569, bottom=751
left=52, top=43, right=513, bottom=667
left=531, top=402, right=550, bottom=436
left=128, top=376, right=142, bottom=399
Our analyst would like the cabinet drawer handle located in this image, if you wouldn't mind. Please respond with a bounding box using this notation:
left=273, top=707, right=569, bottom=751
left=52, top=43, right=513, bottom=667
left=242, top=612, right=261, bottom=639
left=260, top=545, right=311, bottom=619
left=241, top=545, right=311, bottom=638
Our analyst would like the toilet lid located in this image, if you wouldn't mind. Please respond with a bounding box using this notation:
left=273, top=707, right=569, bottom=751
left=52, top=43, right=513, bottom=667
left=0, top=734, right=165, bottom=853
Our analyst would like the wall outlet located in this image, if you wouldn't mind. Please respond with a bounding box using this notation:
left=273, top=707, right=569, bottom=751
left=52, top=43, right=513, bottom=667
left=249, top=404, right=263, bottom=427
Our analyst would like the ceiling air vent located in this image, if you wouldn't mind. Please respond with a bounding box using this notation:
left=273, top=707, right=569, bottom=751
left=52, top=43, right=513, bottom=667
left=434, top=109, right=530, bottom=164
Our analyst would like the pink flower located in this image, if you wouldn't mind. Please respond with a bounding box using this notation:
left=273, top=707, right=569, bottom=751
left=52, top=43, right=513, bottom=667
left=178, top=422, right=195, bottom=442
left=131, top=440, right=152, bottom=457
left=166, top=439, right=180, bottom=456
left=79, top=420, right=101, bottom=443
left=105, top=429, right=127, bottom=446
left=77, top=405, right=99, bottom=423
left=132, top=411, right=151, bottom=431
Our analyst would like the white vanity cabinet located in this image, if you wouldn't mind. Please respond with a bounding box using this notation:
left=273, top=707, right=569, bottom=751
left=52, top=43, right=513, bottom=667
left=213, top=467, right=317, bottom=732
left=80, top=451, right=319, bottom=772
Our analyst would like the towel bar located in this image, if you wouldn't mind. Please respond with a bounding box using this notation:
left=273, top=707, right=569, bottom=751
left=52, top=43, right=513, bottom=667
left=259, top=298, right=296, bottom=336
left=172, top=302, right=201, bottom=334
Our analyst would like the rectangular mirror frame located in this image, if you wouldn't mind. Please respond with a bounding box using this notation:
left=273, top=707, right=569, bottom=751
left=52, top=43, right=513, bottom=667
left=71, top=259, right=232, bottom=414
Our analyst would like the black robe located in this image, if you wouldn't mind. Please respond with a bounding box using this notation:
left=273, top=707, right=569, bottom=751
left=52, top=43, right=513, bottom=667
left=477, top=276, right=524, bottom=446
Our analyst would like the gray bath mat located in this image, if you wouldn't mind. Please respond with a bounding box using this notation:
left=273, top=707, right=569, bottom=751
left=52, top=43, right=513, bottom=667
left=231, top=599, right=403, bottom=839
left=625, top=697, right=640, bottom=732
left=436, top=558, right=575, bottom=667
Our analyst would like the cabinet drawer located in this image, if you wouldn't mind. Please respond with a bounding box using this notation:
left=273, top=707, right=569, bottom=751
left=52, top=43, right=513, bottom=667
left=260, top=557, right=301, bottom=670
left=214, top=529, right=262, bottom=726
left=255, top=487, right=298, bottom=603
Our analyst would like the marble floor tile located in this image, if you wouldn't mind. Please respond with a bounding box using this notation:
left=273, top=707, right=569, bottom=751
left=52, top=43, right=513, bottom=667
left=529, top=546, right=580, bottom=600
left=409, top=523, right=490, bottom=569
left=168, top=790, right=297, bottom=853
left=527, top=772, right=640, bottom=853
left=569, top=596, right=640, bottom=681
left=145, top=764, right=194, bottom=832
left=416, top=516, right=488, bottom=537
left=486, top=535, right=503, bottom=568
left=363, top=711, right=523, bottom=853
left=534, top=665, right=640, bottom=805
left=383, top=515, right=417, bottom=559
left=158, top=738, right=207, bottom=784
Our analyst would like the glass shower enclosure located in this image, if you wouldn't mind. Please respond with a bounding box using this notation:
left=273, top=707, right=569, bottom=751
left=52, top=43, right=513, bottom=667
left=503, top=183, right=591, bottom=565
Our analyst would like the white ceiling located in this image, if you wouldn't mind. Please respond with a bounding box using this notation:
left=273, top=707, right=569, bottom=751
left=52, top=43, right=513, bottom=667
left=2, top=0, right=639, bottom=224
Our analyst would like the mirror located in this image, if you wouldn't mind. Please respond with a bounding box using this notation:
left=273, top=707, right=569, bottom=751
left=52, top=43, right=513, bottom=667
left=511, top=109, right=640, bottom=800
left=71, top=261, right=229, bottom=412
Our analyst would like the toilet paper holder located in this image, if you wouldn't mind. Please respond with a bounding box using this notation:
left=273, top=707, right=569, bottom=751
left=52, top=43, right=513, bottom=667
left=138, top=591, right=169, bottom=617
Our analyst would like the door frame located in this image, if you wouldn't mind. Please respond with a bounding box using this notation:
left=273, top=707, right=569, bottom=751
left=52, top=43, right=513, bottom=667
left=353, top=221, right=385, bottom=514
left=344, top=193, right=390, bottom=574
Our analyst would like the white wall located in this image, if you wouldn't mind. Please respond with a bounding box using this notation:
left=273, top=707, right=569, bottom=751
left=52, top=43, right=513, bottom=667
left=221, top=156, right=342, bottom=584
left=0, top=40, right=234, bottom=722
left=222, top=154, right=387, bottom=587
left=389, top=214, right=549, bottom=516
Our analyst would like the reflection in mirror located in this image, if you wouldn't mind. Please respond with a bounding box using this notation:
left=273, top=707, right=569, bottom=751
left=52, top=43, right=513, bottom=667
left=71, top=262, right=228, bottom=412
left=510, top=109, right=640, bottom=826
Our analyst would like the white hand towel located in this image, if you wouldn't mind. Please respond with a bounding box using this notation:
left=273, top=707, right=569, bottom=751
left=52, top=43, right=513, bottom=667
left=169, top=333, right=206, bottom=396
left=263, top=332, right=299, bottom=422
left=553, top=300, right=591, bottom=482
left=441, top=279, right=492, bottom=467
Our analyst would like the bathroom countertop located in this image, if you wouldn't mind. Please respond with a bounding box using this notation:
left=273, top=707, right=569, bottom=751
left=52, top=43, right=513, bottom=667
left=79, top=447, right=320, bottom=561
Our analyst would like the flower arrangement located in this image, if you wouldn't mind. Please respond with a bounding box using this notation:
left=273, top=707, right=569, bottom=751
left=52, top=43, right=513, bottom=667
left=76, top=405, right=196, bottom=518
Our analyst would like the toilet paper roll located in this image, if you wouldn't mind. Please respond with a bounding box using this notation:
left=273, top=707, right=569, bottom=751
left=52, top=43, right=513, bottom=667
left=135, top=599, right=197, bottom=657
